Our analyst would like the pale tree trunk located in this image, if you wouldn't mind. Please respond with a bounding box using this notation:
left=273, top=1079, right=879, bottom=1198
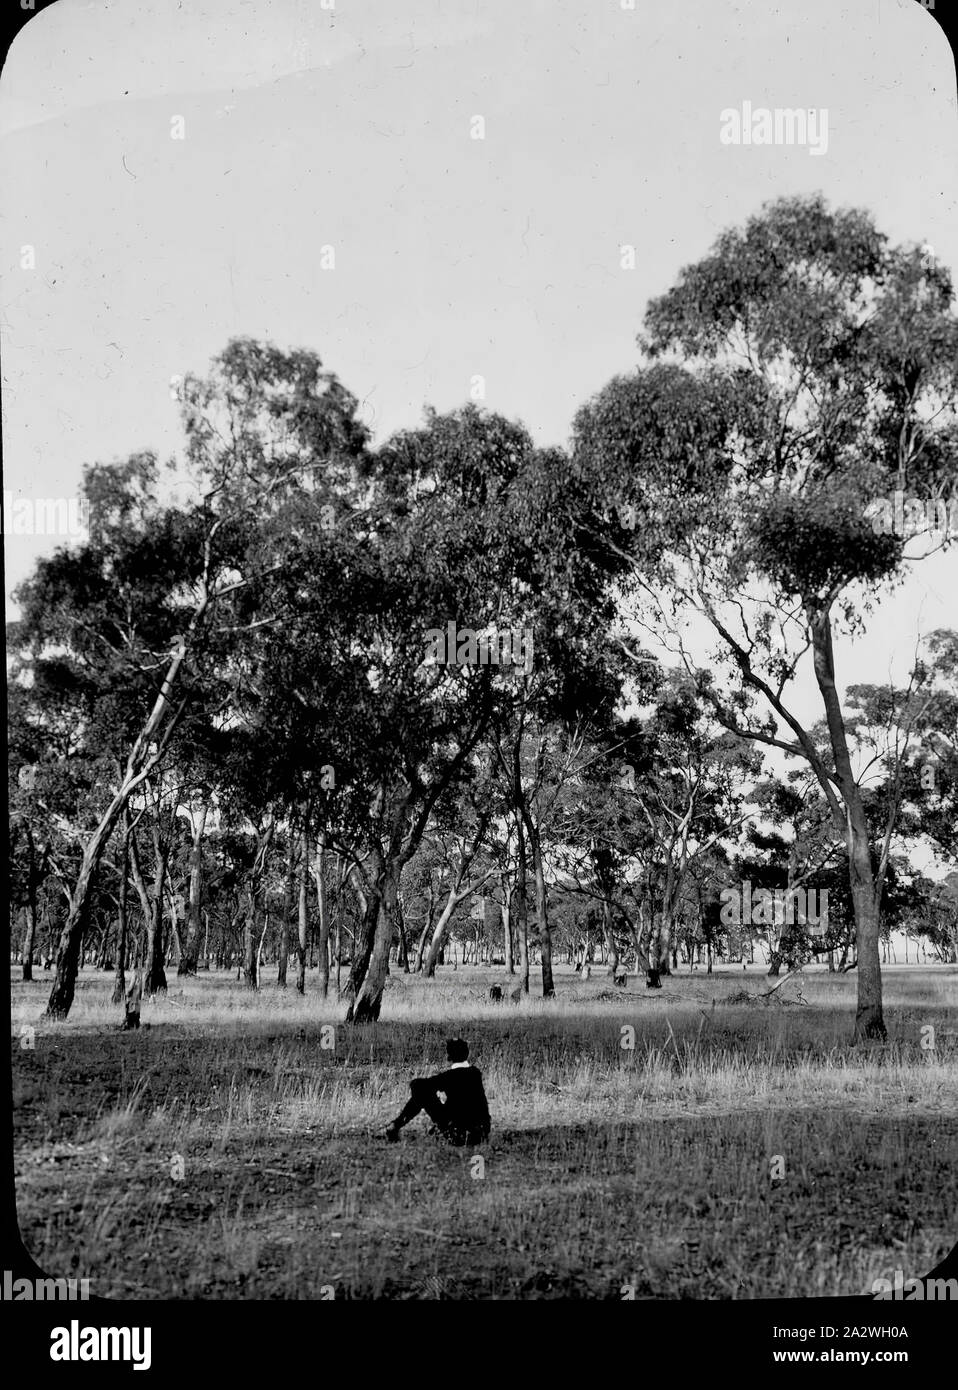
left=296, top=833, right=309, bottom=994
left=334, top=857, right=349, bottom=997
left=631, top=900, right=657, bottom=984
left=314, top=833, right=330, bottom=997
left=164, top=891, right=183, bottom=969
left=413, top=883, right=434, bottom=972
left=527, top=821, right=554, bottom=998
left=344, top=846, right=382, bottom=1005
left=111, top=811, right=131, bottom=1004
left=422, top=843, right=492, bottom=976
left=178, top=799, right=208, bottom=976
left=277, top=833, right=296, bottom=987
left=646, top=905, right=670, bottom=987
left=515, top=816, right=529, bottom=994
left=243, top=892, right=260, bottom=988
left=413, top=920, right=430, bottom=973
left=46, top=796, right=139, bottom=1019
left=21, top=828, right=45, bottom=981
left=347, top=859, right=398, bottom=1023
left=422, top=889, right=459, bottom=977
left=422, top=815, right=493, bottom=976
left=397, top=897, right=410, bottom=972
left=45, top=629, right=196, bottom=1020
left=243, top=818, right=275, bottom=989
left=128, top=827, right=152, bottom=950
left=257, top=909, right=270, bottom=981
left=602, top=899, right=618, bottom=977
left=501, top=887, right=514, bottom=974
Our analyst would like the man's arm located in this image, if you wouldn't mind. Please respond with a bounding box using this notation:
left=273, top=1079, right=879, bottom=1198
left=413, top=1070, right=450, bottom=1097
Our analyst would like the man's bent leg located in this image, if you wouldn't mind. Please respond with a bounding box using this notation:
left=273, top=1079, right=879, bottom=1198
left=387, top=1079, right=449, bottom=1136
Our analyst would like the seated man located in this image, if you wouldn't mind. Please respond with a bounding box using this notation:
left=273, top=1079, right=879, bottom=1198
left=385, top=1038, right=490, bottom=1147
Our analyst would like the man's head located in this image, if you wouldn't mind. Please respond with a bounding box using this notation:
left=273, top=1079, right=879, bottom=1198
left=446, top=1038, right=469, bottom=1063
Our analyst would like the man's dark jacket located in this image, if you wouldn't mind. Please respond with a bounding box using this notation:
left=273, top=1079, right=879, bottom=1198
left=418, top=1064, right=490, bottom=1142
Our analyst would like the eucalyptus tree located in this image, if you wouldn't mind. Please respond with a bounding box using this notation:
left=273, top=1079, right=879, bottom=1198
left=7, top=453, right=212, bottom=1015
left=246, top=405, right=544, bottom=1021
left=571, top=195, right=958, bottom=1039
left=9, top=337, right=370, bottom=1019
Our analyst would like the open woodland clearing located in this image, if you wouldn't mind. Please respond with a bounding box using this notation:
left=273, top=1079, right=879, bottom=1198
left=12, top=963, right=957, bottom=1301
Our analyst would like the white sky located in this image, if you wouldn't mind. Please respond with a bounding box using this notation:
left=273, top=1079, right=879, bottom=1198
left=1, top=0, right=956, bottom=729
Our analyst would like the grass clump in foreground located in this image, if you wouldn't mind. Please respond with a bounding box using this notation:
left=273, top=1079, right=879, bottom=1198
left=11, top=963, right=958, bottom=1300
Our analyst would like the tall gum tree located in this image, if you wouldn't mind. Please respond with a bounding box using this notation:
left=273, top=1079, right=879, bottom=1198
left=571, top=195, right=958, bottom=1040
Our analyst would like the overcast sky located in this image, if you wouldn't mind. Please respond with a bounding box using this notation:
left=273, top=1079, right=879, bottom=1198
left=2, top=0, right=956, bottom=733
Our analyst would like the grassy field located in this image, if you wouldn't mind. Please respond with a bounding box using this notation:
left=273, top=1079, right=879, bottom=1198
left=11, top=962, right=958, bottom=1300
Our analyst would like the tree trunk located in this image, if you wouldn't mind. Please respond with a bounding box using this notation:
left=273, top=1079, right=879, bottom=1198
left=528, top=824, right=554, bottom=998
left=397, top=898, right=410, bottom=973
left=848, top=810, right=884, bottom=1039
left=650, top=910, right=671, bottom=979
left=413, top=919, right=430, bottom=973
left=344, top=848, right=382, bottom=1002
left=334, top=859, right=348, bottom=998
left=44, top=634, right=194, bottom=1020
left=296, top=833, right=309, bottom=994
left=243, top=818, right=275, bottom=989
left=631, top=907, right=656, bottom=985
left=502, top=891, right=514, bottom=974
left=243, top=892, right=259, bottom=988
left=164, top=893, right=183, bottom=969
left=809, top=609, right=885, bottom=1041
left=347, top=861, right=398, bottom=1023
left=314, top=833, right=330, bottom=998
left=413, top=883, right=433, bottom=972
left=178, top=800, right=208, bottom=976
left=277, top=834, right=296, bottom=987
left=515, top=813, right=530, bottom=993
left=422, top=889, right=459, bottom=977
left=21, top=828, right=42, bottom=981
left=22, top=892, right=37, bottom=984
left=602, top=899, right=618, bottom=977
left=144, top=831, right=169, bottom=997
left=112, top=812, right=131, bottom=1005
left=45, top=802, right=130, bottom=1018
left=96, top=919, right=111, bottom=970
